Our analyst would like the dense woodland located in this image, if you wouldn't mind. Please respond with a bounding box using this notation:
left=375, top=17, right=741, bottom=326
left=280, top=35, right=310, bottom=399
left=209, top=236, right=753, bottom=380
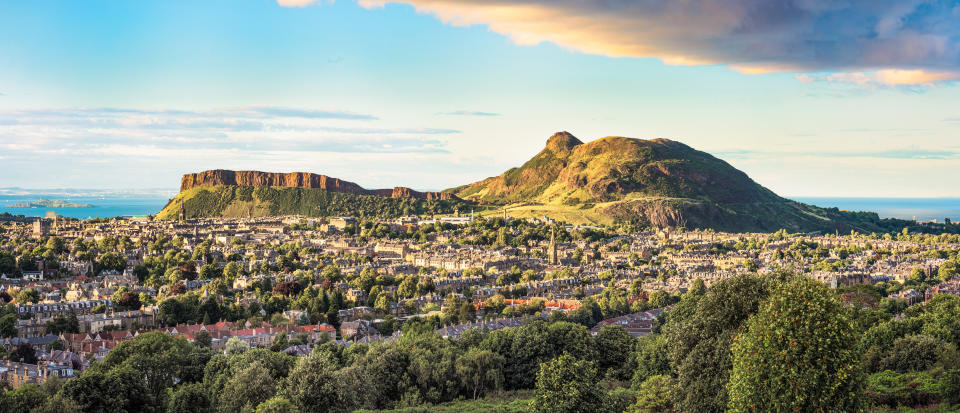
left=1, top=271, right=960, bottom=412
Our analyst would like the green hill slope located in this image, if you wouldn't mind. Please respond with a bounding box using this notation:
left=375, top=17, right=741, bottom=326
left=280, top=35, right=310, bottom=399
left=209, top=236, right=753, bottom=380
left=450, top=132, right=911, bottom=233
left=155, top=186, right=468, bottom=220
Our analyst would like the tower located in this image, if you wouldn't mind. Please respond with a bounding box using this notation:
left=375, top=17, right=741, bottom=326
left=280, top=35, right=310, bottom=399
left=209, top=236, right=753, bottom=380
left=178, top=204, right=186, bottom=223
left=549, top=228, right=558, bottom=265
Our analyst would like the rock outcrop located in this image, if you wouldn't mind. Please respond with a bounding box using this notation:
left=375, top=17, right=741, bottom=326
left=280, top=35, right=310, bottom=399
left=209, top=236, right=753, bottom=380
left=179, top=169, right=460, bottom=201
left=180, top=170, right=367, bottom=194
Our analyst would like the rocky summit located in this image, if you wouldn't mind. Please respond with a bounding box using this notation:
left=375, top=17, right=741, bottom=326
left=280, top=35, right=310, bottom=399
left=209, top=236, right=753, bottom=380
left=447, top=132, right=902, bottom=233
left=159, top=133, right=909, bottom=233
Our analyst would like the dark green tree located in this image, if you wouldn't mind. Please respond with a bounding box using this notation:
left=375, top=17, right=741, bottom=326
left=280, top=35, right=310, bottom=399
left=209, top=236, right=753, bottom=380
left=727, top=277, right=863, bottom=412
left=531, top=354, right=605, bottom=413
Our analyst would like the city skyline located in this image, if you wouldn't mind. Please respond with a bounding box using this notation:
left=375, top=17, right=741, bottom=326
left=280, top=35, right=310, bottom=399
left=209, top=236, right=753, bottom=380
left=2, top=0, right=960, bottom=197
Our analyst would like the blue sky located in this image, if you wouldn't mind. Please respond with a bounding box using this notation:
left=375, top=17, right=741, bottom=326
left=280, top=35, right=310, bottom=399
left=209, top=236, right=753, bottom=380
left=1, top=0, right=960, bottom=197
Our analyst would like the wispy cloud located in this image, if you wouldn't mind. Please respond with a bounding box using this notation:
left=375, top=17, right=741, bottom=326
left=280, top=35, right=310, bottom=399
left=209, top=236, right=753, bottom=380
left=715, top=149, right=960, bottom=161
left=295, top=0, right=960, bottom=86
left=440, top=110, right=500, bottom=117
left=0, top=106, right=455, bottom=156
left=277, top=0, right=329, bottom=7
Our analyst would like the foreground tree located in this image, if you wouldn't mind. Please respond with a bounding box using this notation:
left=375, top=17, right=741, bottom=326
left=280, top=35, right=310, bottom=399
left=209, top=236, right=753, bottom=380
left=456, top=348, right=505, bottom=400
left=728, top=276, right=863, bottom=412
left=663, top=273, right=783, bottom=412
left=531, top=355, right=605, bottom=413
left=218, top=361, right=277, bottom=413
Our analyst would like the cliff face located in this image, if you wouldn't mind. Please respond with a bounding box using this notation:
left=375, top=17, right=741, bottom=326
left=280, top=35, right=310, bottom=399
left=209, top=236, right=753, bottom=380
left=380, top=187, right=457, bottom=201
left=179, top=169, right=459, bottom=201
left=180, top=170, right=368, bottom=193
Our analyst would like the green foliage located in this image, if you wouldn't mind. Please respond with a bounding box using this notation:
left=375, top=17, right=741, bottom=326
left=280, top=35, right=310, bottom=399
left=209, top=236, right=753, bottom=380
left=628, top=375, right=678, bottom=413
left=727, top=277, right=863, bottom=412
left=865, top=369, right=960, bottom=409
left=254, top=397, right=295, bottom=413
left=631, top=333, right=671, bottom=388
left=456, top=348, right=505, bottom=400
left=0, top=384, right=48, bottom=413
left=59, top=367, right=153, bottom=413
left=218, top=361, right=277, bottom=413
left=45, top=313, right=80, bottom=335
left=663, top=273, right=782, bottom=413
left=166, top=383, right=210, bottom=413
left=16, top=288, right=39, bottom=304
left=595, top=325, right=637, bottom=380
left=158, top=186, right=470, bottom=220
left=531, top=354, right=605, bottom=413
left=872, top=335, right=959, bottom=374
left=279, top=350, right=373, bottom=412
left=91, top=332, right=212, bottom=410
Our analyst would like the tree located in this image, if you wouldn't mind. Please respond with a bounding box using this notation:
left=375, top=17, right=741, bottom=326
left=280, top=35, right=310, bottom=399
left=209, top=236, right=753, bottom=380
left=0, top=383, right=48, bottom=413
left=0, top=250, right=16, bottom=275
left=663, top=273, right=784, bottom=413
left=547, top=321, right=595, bottom=361
left=374, top=294, right=391, bottom=314
left=45, top=313, right=81, bottom=335
left=95, top=331, right=211, bottom=409
left=254, top=398, right=295, bottom=413
left=456, top=348, right=505, bottom=400
left=60, top=367, right=153, bottom=413
left=500, top=320, right=552, bottom=390
left=194, top=330, right=212, bottom=349
left=97, top=252, right=127, bottom=273
left=16, top=288, right=39, bottom=304
left=727, top=277, right=863, bottom=412
left=225, top=337, right=249, bottom=355
left=219, top=361, right=277, bottom=413
left=595, top=325, right=636, bottom=380
left=874, top=334, right=958, bottom=373
left=47, top=339, right=66, bottom=352
left=686, top=278, right=706, bottom=297
left=632, top=333, right=671, bottom=388
left=279, top=350, right=366, bottom=413
left=628, top=375, right=677, bottom=413
left=9, top=343, right=37, bottom=364
left=0, top=313, right=18, bottom=338
left=31, top=394, right=81, bottom=413
left=648, top=290, right=671, bottom=308
left=167, top=382, right=210, bottom=413
left=531, top=355, right=605, bottom=413
left=269, top=332, right=289, bottom=352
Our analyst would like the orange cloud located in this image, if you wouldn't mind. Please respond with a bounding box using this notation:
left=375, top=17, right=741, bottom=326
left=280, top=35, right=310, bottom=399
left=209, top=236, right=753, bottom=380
left=284, top=0, right=960, bottom=86
left=875, top=69, right=960, bottom=86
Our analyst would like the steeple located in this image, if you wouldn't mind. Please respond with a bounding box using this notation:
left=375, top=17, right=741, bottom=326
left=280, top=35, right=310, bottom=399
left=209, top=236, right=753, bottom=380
left=549, top=227, right=558, bottom=265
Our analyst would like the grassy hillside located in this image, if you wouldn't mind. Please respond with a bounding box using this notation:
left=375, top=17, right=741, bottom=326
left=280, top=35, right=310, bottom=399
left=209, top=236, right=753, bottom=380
left=156, top=186, right=470, bottom=220
left=455, top=132, right=921, bottom=233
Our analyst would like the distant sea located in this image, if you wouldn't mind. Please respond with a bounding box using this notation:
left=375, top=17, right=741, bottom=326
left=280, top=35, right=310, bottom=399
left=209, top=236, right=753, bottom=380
left=793, top=197, right=960, bottom=222
left=0, top=188, right=176, bottom=219
left=2, top=188, right=959, bottom=223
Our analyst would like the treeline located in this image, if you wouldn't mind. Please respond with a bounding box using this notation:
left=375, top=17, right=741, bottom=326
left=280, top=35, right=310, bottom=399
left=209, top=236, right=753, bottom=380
left=161, top=186, right=472, bottom=219
left=0, top=315, right=639, bottom=413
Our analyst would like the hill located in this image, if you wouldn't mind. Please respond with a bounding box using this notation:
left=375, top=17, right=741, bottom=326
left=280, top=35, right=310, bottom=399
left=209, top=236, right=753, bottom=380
left=155, top=171, right=467, bottom=220
left=155, top=134, right=923, bottom=233
left=449, top=132, right=911, bottom=233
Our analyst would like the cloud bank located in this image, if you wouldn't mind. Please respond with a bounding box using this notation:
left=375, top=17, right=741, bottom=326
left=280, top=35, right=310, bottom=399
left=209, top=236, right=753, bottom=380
left=305, top=0, right=960, bottom=85
left=0, top=106, right=454, bottom=156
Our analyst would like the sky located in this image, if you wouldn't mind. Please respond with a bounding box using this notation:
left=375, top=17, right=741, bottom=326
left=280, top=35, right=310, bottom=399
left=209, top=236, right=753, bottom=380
left=1, top=0, right=960, bottom=197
